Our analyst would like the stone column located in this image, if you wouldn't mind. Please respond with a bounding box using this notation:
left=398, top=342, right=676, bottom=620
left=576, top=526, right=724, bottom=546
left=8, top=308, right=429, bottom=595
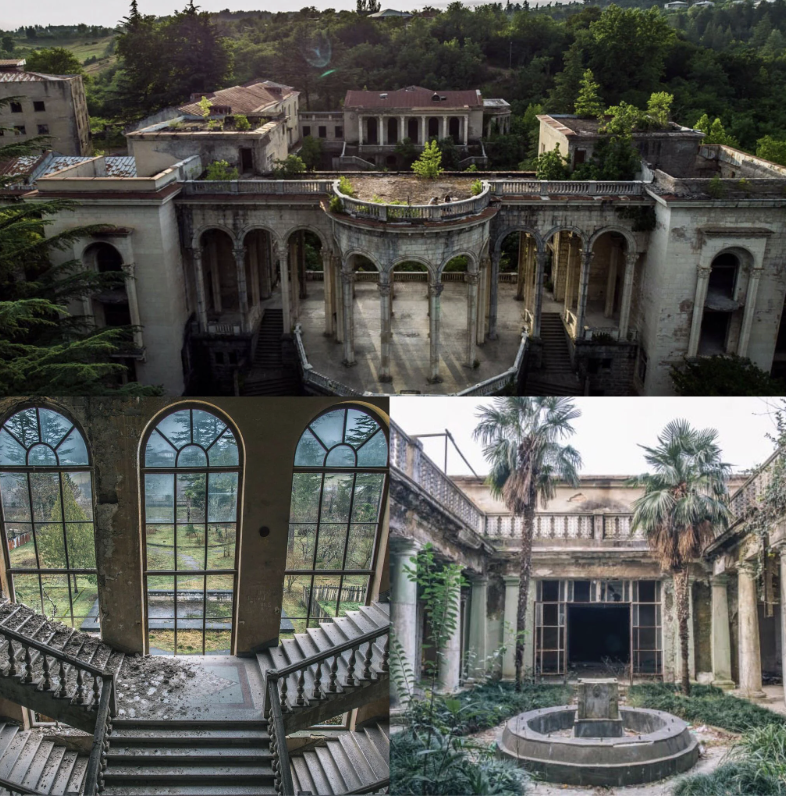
left=563, top=239, right=575, bottom=316
left=738, top=565, right=765, bottom=698
left=391, top=539, right=421, bottom=700
left=233, top=246, right=250, bottom=332
left=462, top=115, right=468, bottom=145
left=467, top=577, right=489, bottom=678
left=466, top=270, right=479, bottom=368
left=260, top=236, right=272, bottom=299
left=341, top=269, right=356, bottom=366
left=687, top=265, right=711, bottom=357
left=400, top=116, right=405, bottom=143
left=207, top=238, right=222, bottom=313
left=279, top=250, right=291, bottom=334
left=378, top=115, right=385, bottom=146
left=780, top=548, right=786, bottom=706
left=502, top=576, right=519, bottom=680
left=322, top=250, right=333, bottom=337
left=738, top=266, right=763, bottom=357
left=379, top=279, right=392, bottom=382
left=515, top=233, right=526, bottom=301
left=618, top=251, right=638, bottom=340
left=477, top=260, right=488, bottom=345
left=488, top=252, right=500, bottom=340
left=575, top=249, right=594, bottom=337
left=710, top=574, right=735, bottom=689
left=248, top=240, right=261, bottom=308
left=191, top=249, right=209, bottom=331
left=420, top=116, right=426, bottom=146
left=334, top=262, right=344, bottom=343
left=604, top=245, right=620, bottom=318
left=359, top=115, right=364, bottom=145
left=428, top=282, right=443, bottom=383
left=533, top=251, right=548, bottom=337
left=289, top=244, right=300, bottom=323
left=438, top=576, right=462, bottom=693
left=441, top=116, right=448, bottom=139
left=121, top=262, right=145, bottom=351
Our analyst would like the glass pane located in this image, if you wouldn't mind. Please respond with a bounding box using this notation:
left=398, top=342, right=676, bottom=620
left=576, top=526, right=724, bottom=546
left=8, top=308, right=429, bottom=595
left=147, top=575, right=175, bottom=618
left=5, top=409, right=38, bottom=448
left=638, top=581, right=657, bottom=602
left=322, top=474, right=354, bottom=523
left=148, top=630, right=175, bottom=656
left=56, top=428, right=89, bottom=466
left=312, top=575, right=341, bottom=620
left=177, top=474, right=206, bottom=524
left=66, top=523, right=96, bottom=569
left=176, top=524, right=205, bottom=571
left=34, top=524, right=67, bottom=569
left=177, top=577, right=204, bottom=624
left=72, top=575, right=99, bottom=630
left=177, top=630, right=203, bottom=656
left=541, top=580, right=559, bottom=601
left=638, top=628, right=657, bottom=650
left=28, top=444, right=57, bottom=466
left=7, top=523, right=36, bottom=568
left=356, top=430, right=388, bottom=467
left=281, top=574, right=311, bottom=635
left=290, top=473, right=322, bottom=522
left=338, top=576, right=368, bottom=616
left=13, top=573, right=42, bottom=614
left=0, top=473, right=30, bottom=521
left=145, top=474, right=174, bottom=523
left=351, top=474, right=384, bottom=522
left=206, top=574, right=234, bottom=617
left=294, top=429, right=326, bottom=467
left=40, top=574, right=71, bottom=625
left=326, top=445, right=355, bottom=467
left=316, top=524, right=346, bottom=570
left=178, top=445, right=207, bottom=467
left=345, top=524, right=376, bottom=570
left=207, top=473, right=237, bottom=523
left=542, top=604, right=558, bottom=625
left=345, top=409, right=379, bottom=448
left=155, top=411, right=191, bottom=449
left=146, top=524, right=175, bottom=570
left=286, top=524, right=316, bottom=570
left=208, top=430, right=238, bottom=467
left=639, top=604, right=656, bottom=627
left=207, top=524, right=235, bottom=570
left=310, top=410, right=345, bottom=449
left=39, top=410, right=73, bottom=449
left=0, top=429, right=26, bottom=465
left=192, top=410, right=226, bottom=448
left=63, top=472, right=93, bottom=521
left=145, top=430, right=176, bottom=468
left=29, top=473, right=61, bottom=522
left=205, top=630, right=231, bottom=655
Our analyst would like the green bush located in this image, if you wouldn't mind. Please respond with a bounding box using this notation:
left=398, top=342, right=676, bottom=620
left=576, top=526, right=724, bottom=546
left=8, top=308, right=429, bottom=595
left=674, top=761, right=786, bottom=796
left=412, top=140, right=444, bottom=179
left=204, top=160, right=238, bottom=180
left=234, top=113, right=251, bottom=131
left=338, top=175, right=356, bottom=197
left=271, top=155, right=305, bottom=179
left=328, top=195, right=344, bottom=214
left=471, top=179, right=483, bottom=196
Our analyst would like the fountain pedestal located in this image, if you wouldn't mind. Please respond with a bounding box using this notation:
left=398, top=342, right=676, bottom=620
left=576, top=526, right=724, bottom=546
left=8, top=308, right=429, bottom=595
left=573, top=678, right=624, bottom=738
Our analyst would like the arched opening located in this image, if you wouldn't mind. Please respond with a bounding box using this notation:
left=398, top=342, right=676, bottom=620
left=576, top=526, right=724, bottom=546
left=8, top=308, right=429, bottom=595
left=428, top=117, right=440, bottom=139
left=200, top=229, right=239, bottom=317
left=387, top=117, right=398, bottom=145
left=366, top=117, right=378, bottom=145
left=497, top=230, right=540, bottom=333
left=587, top=231, right=629, bottom=333
left=284, top=405, right=388, bottom=635
left=448, top=116, right=460, bottom=142
left=0, top=407, right=99, bottom=633
left=546, top=230, right=584, bottom=336
left=407, top=118, right=420, bottom=144
left=242, top=229, right=275, bottom=324
left=141, top=406, right=241, bottom=655
left=83, top=242, right=131, bottom=329
left=699, top=251, right=742, bottom=355
left=285, top=229, right=324, bottom=326
left=443, top=255, right=480, bottom=369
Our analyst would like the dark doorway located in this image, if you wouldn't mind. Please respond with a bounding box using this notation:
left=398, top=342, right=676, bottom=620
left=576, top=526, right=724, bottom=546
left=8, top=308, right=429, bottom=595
left=367, top=117, right=378, bottom=145
left=387, top=117, right=398, bottom=144
left=408, top=118, right=419, bottom=143
left=699, top=311, right=731, bottom=355
left=449, top=116, right=460, bottom=141
left=428, top=117, right=440, bottom=139
left=240, top=147, right=253, bottom=172
left=568, top=604, right=630, bottom=669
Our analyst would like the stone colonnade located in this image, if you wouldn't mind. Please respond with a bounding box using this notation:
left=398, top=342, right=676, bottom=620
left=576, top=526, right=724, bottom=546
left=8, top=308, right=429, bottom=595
left=359, top=114, right=469, bottom=147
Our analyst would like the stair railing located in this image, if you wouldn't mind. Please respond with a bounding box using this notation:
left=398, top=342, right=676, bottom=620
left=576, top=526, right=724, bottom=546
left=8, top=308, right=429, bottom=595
left=348, top=778, right=391, bottom=794
left=0, top=775, right=43, bottom=795
left=266, top=678, right=296, bottom=796
left=83, top=673, right=115, bottom=796
left=265, top=624, right=390, bottom=716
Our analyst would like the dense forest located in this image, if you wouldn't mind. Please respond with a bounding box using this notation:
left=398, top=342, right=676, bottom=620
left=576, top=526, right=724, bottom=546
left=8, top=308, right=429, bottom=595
left=3, top=0, right=786, bottom=166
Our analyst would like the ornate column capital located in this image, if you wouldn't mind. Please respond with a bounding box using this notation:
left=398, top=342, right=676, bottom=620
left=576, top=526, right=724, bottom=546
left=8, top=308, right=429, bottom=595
left=377, top=281, right=392, bottom=297
left=121, top=261, right=136, bottom=277
left=625, top=251, right=639, bottom=268
left=710, top=573, right=730, bottom=586
left=341, top=270, right=355, bottom=285
left=429, top=283, right=444, bottom=298
left=465, top=271, right=480, bottom=286
left=697, top=264, right=712, bottom=278
left=581, top=250, right=595, bottom=265
left=233, top=246, right=247, bottom=260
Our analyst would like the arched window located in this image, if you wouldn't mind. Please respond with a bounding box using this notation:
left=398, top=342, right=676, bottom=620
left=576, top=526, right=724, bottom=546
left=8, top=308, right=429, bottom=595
left=285, top=406, right=388, bottom=635
left=141, top=407, right=241, bottom=656
left=0, top=407, right=98, bottom=631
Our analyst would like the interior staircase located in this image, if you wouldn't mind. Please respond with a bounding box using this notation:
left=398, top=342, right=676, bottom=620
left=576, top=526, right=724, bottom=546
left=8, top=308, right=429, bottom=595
left=241, top=309, right=301, bottom=396
left=289, top=722, right=390, bottom=796
left=524, top=312, right=583, bottom=396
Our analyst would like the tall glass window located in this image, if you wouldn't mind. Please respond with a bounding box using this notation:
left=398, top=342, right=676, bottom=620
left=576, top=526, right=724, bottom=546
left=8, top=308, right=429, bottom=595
left=0, top=407, right=98, bottom=631
left=141, top=407, right=240, bottom=655
left=284, top=406, right=388, bottom=635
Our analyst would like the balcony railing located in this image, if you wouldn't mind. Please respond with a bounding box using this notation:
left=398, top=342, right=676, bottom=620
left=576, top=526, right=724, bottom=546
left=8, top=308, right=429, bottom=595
left=728, top=448, right=782, bottom=522
left=488, top=180, right=646, bottom=197
left=181, top=179, right=334, bottom=195
left=483, top=512, right=645, bottom=541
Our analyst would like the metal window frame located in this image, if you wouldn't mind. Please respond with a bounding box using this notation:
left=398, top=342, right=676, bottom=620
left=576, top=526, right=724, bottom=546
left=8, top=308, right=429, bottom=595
left=140, top=405, right=243, bottom=657
left=631, top=580, right=663, bottom=677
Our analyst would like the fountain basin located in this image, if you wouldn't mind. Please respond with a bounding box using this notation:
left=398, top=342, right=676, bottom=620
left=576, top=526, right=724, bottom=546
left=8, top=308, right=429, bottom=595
left=498, top=705, right=699, bottom=787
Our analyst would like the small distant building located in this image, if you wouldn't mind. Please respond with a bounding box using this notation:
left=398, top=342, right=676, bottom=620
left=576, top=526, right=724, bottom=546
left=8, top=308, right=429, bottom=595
left=693, top=1, right=715, bottom=7
left=664, top=1, right=688, bottom=10
left=368, top=8, right=412, bottom=17
left=0, top=68, right=90, bottom=156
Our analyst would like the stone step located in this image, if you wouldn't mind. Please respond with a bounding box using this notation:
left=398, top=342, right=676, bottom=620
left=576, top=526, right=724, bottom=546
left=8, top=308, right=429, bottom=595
left=101, top=785, right=276, bottom=795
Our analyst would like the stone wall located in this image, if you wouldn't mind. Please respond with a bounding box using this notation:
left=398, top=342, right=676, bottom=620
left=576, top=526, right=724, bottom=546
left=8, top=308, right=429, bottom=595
left=572, top=340, right=638, bottom=396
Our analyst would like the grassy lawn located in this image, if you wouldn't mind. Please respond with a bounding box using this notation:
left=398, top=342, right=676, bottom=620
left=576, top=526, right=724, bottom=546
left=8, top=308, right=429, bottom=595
left=149, top=629, right=231, bottom=655
left=12, top=572, right=97, bottom=628
left=145, top=524, right=236, bottom=572
left=14, top=35, right=117, bottom=75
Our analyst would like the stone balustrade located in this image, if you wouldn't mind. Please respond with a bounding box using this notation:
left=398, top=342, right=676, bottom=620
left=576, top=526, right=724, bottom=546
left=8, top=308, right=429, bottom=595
left=484, top=512, right=645, bottom=541
left=727, top=448, right=781, bottom=522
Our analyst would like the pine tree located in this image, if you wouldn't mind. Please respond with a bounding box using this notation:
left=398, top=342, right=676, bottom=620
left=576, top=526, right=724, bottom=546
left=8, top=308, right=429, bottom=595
left=574, top=69, right=604, bottom=118
left=411, top=140, right=444, bottom=179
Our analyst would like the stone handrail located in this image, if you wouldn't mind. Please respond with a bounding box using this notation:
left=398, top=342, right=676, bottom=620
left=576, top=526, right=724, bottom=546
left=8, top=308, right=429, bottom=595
left=0, top=777, right=40, bottom=795
left=334, top=180, right=491, bottom=223
left=293, top=325, right=365, bottom=396
left=181, top=179, right=335, bottom=195
left=82, top=674, right=114, bottom=796
left=488, top=180, right=645, bottom=196
left=455, top=332, right=527, bottom=397
left=483, top=512, right=644, bottom=541
left=266, top=678, right=296, bottom=796
left=727, top=448, right=781, bottom=522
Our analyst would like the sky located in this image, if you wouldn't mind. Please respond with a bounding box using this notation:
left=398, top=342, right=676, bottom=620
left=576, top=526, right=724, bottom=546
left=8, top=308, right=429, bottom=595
left=389, top=397, right=781, bottom=477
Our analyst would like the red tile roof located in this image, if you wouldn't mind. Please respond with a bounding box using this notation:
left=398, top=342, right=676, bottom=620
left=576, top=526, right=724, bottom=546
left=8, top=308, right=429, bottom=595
left=178, top=79, right=296, bottom=117
left=344, top=86, right=481, bottom=110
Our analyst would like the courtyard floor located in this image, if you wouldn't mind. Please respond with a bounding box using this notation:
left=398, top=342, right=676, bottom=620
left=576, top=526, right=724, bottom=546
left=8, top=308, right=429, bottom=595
left=298, top=282, right=526, bottom=394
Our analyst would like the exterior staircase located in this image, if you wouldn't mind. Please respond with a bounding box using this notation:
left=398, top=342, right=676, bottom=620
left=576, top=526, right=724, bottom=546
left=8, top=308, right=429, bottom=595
left=0, top=723, right=88, bottom=796
left=289, top=723, right=390, bottom=795
left=525, top=312, right=583, bottom=395
left=241, top=309, right=301, bottom=396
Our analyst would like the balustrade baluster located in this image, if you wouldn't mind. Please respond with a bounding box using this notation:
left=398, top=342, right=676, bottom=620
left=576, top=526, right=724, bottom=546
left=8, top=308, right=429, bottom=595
left=92, top=674, right=100, bottom=706
left=295, top=670, right=306, bottom=706
left=381, top=634, right=389, bottom=672
left=362, top=641, right=373, bottom=680
left=328, top=654, right=338, bottom=692
left=22, top=644, right=33, bottom=683
left=345, top=646, right=357, bottom=686
left=312, top=660, right=323, bottom=699
left=42, top=654, right=51, bottom=690
left=7, top=640, right=16, bottom=676
left=75, top=669, right=85, bottom=703
left=279, top=678, right=290, bottom=712
left=57, top=659, right=67, bottom=697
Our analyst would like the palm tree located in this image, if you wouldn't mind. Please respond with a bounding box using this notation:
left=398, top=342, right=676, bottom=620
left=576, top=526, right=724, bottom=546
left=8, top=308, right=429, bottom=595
left=629, top=419, right=731, bottom=695
left=473, top=397, right=582, bottom=689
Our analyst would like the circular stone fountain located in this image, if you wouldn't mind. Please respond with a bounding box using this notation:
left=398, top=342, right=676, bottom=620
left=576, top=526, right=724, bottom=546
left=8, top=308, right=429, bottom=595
left=498, top=679, right=699, bottom=787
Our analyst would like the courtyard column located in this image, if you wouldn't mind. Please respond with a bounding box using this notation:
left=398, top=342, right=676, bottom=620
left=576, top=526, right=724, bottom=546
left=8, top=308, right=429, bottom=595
left=248, top=240, right=261, bottom=308
left=289, top=245, right=301, bottom=322
left=533, top=251, right=548, bottom=337
left=428, top=282, right=443, bottom=383
left=488, top=251, right=500, bottom=340
left=710, top=574, right=735, bottom=689
left=618, top=251, right=638, bottom=340
left=334, top=261, right=344, bottom=343
left=359, top=115, right=364, bottom=145
left=563, top=239, right=575, bottom=316
left=233, top=246, right=250, bottom=332
left=438, top=573, right=462, bottom=693
left=279, top=250, right=292, bottom=334
left=322, top=250, right=333, bottom=337
left=738, top=564, right=765, bottom=698
left=341, top=269, right=356, bottom=366
left=379, top=278, right=393, bottom=382
left=121, top=262, right=145, bottom=351
left=462, top=115, right=468, bottom=145
left=604, top=245, right=620, bottom=318
left=379, top=115, right=385, bottom=146
left=207, top=237, right=222, bottom=313
left=738, top=266, right=763, bottom=357
left=687, top=265, right=711, bottom=356
left=515, top=233, right=526, bottom=301
left=260, top=236, right=272, bottom=299
left=390, top=538, right=421, bottom=702
left=575, top=249, right=594, bottom=338
left=420, top=117, right=426, bottom=146
left=191, top=249, right=209, bottom=331
left=780, top=547, right=786, bottom=705
left=466, top=270, right=479, bottom=368
left=467, top=577, right=488, bottom=678
left=441, top=116, right=448, bottom=139
left=477, top=259, right=488, bottom=345
left=400, top=116, right=405, bottom=143
left=502, top=576, right=519, bottom=679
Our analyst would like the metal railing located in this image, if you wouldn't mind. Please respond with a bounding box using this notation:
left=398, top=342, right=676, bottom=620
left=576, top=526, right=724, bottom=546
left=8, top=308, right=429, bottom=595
left=83, top=675, right=114, bottom=796
left=266, top=679, right=296, bottom=796
left=488, top=180, right=646, bottom=196
left=181, top=179, right=334, bottom=195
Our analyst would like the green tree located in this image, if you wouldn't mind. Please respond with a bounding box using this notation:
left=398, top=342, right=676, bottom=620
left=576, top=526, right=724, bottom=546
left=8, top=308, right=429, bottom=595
left=473, top=398, right=582, bottom=689
left=535, top=145, right=570, bottom=179
left=756, top=135, right=786, bottom=167
left=574, top=69, right=603, bottom=118
left=412, top=140, right=444, bottom=179
left=1, top=35, right=15, bottom=55
left=646, top=92, right=673, bottom=129
left=299, top=135, right=323, bottom=170
left=629, top=420, right=731, bottom=695
left=204, top=160, right=239, bottom=180
left=272, top=154, right=306, bottom=178
left=695, top=114, right=738, bottom=147
left=548, top=43, right=585, bottom=113
left=25, top=47, right=85, bottom=76
left=671, top=355, right=786, bottom=396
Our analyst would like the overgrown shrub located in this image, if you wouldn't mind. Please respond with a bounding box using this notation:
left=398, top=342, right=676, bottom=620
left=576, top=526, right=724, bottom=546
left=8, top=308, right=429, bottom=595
left=471, top=178, right=483, bottom=196
left=204, top=159, right=238, bottom=180
left=338, top=175, right=356, bottom=197
left=674, top=761, right=786, bottom=796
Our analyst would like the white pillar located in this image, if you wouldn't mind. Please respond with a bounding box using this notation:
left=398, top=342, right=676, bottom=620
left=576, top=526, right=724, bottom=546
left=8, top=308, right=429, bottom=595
left=462, top=115, right=468, bottom=145
left=391, top=539, right=421, bottom=700
left=618, top=251, right=638, bottom=340
left=191, top=249, right=208, bottom=331
left=502, top=576, right=518, bottom=680
left=687, top=266, right=711, bottom=356
left=467, top=577, right=488, bottom=678
left=533, top=251, right=547, bottom=337
left=604, top=245, right=620, bottom=318
left=379, top=278, right=392, bottom=382
left=334, top=261, right=344, bottom=343
left=400, top=115, right=405, bottom=144
left=477, top=260, right=487, bottom=346
left=341, top=269, right=355, bottom=366
left=710, top=574, right=735, bottom=689
left=780, top=549, right=786, bottom=706
left=738, top=266, right=763, bottom=357
left=420, top=116, right=426, bottom=146
left=121, top=262, right=145, bottom=351
left=378, top=115, right=385, bottom=146
left=488, top=252, right=500, bottom=340
left=359, top=115, right=364, bottom=145
left=428, top=282, right=443, bottom=383
left=575, top=249, right=594, bottom=336
left=466, top=270, right=479, bottom=368
left=438, top=576, right=462, bottom=693
left=233, top=246, right=249, bottom=332
left=322, top=250, right=333, bottom=337
left=441, top=116, right=448, bottom=139
left=738, top=565, right=765, bottom=698
left=279, top=251, right=291, bottom=334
